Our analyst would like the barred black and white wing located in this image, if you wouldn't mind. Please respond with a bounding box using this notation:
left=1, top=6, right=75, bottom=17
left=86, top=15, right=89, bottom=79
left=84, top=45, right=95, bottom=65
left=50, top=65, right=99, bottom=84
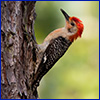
left=33, top=36, right=72, bottom=86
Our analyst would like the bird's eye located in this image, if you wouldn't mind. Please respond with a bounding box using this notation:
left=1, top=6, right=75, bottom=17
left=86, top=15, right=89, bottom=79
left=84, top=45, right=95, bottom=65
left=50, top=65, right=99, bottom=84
left=71, top=22, right=75, bottom=26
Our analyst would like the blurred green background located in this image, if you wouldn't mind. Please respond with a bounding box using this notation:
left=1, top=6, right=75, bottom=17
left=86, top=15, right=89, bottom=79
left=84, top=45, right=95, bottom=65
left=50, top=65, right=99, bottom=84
left=34, top=1, right=99, bottom=99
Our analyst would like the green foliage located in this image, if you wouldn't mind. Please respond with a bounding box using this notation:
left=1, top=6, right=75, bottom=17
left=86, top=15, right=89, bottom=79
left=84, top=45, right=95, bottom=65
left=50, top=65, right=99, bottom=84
left=35, top=1, right=99, bottom=99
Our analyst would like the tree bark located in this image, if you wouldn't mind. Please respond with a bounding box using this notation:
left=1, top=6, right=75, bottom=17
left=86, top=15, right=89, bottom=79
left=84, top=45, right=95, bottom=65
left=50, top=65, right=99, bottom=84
left=1, top=1, right=39, bottom=99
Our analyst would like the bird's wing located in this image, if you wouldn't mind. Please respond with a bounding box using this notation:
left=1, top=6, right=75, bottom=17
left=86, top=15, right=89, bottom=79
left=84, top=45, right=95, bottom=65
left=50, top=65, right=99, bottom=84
left=34, top=36, right=72, bottom=84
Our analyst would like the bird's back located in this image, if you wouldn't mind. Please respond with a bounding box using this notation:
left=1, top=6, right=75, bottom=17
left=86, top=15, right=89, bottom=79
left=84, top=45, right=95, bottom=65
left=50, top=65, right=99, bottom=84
left=34, top=36, right=72, bottom=85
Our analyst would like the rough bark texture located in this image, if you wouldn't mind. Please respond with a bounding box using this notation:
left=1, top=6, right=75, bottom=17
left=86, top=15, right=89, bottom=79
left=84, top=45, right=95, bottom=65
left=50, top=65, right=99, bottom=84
left=1, top=1, right=39, bottom=99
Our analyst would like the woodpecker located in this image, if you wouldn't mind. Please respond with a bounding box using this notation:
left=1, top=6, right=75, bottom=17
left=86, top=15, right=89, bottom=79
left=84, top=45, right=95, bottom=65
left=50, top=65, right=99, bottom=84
left=33, top=9, right=84, bottom=87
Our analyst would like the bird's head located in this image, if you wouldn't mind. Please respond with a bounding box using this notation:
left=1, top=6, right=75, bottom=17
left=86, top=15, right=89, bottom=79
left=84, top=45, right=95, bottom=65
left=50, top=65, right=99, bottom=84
left=61, top=9, right=84, bottom=42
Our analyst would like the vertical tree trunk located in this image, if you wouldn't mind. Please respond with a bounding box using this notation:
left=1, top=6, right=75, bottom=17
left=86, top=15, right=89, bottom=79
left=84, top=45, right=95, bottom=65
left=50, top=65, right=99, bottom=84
left=1, top=1, right=38, bottom=99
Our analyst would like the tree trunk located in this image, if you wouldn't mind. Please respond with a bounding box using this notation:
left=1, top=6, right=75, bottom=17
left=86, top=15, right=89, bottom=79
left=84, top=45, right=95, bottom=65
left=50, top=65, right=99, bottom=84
left=1, top=1, right=39, bottom=99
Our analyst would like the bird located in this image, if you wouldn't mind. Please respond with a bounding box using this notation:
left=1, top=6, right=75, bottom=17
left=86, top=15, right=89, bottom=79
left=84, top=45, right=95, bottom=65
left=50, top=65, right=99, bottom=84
left=33, top=9, right=84, bottom=88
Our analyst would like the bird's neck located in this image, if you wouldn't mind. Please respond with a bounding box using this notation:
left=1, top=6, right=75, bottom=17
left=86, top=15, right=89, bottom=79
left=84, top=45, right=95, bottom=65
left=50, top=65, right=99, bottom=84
left=44, top=27, right=67, bottom=42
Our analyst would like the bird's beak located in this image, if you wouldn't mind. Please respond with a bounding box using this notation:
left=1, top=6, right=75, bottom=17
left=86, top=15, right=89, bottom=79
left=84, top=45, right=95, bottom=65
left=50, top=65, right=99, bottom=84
left=60, top=9, right=70, bottom=22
